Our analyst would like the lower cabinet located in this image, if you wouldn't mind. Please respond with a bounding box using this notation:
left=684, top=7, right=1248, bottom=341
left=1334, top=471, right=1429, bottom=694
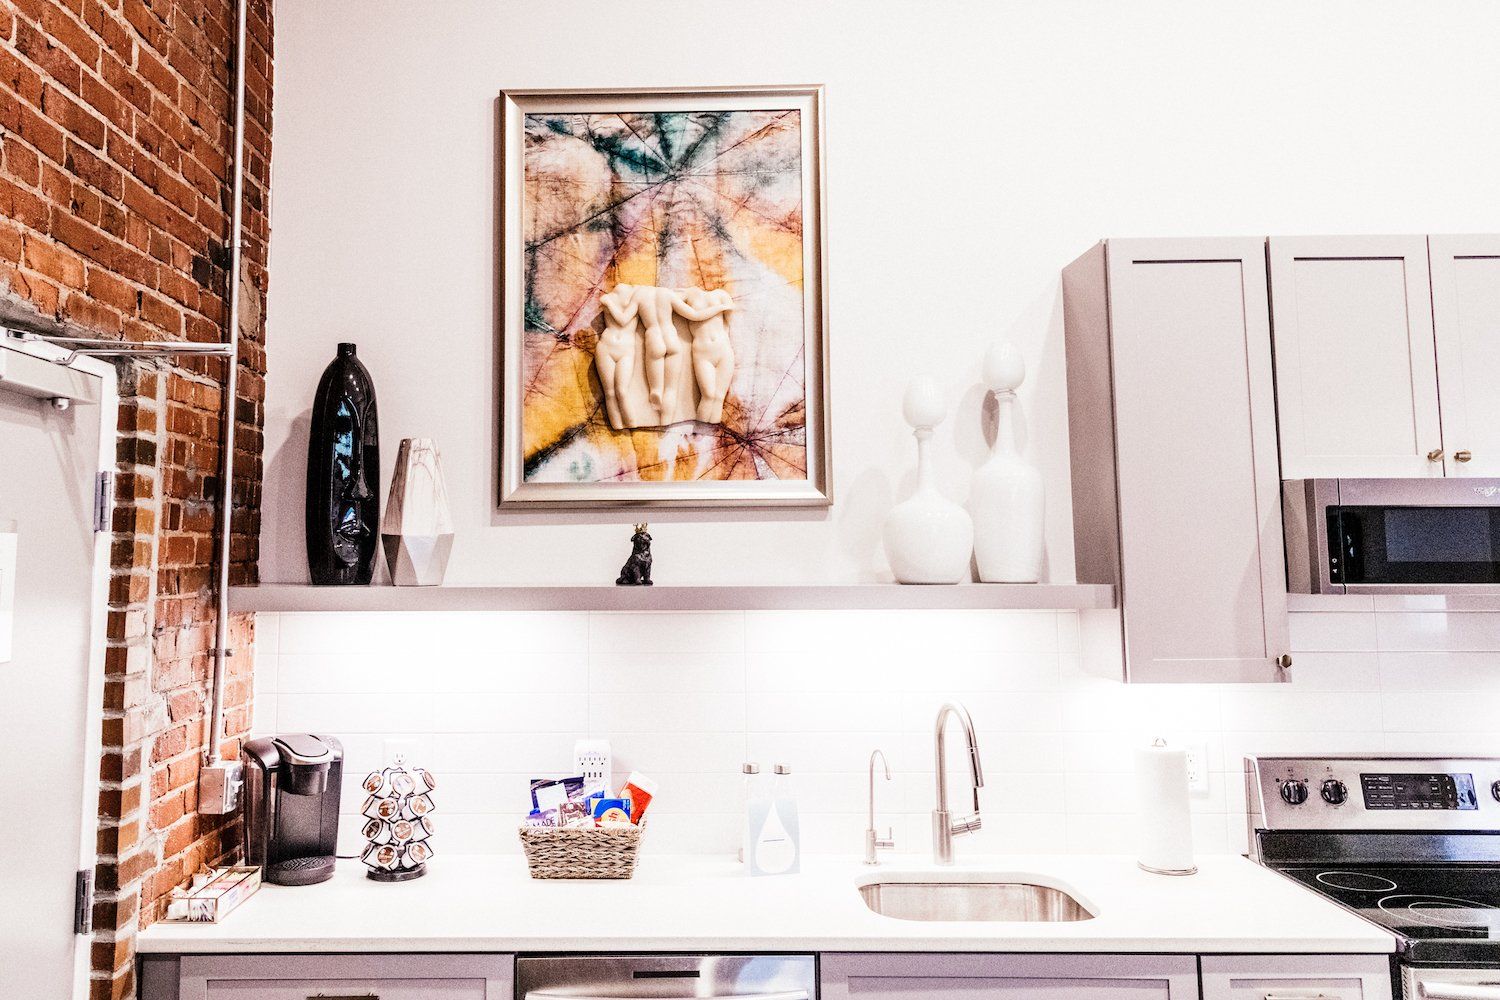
left=138, top=954, right=512, bottom=1000
left=820, top=953, right=1199, bottom=1000
left=140, top=951, right=1393, bottom=1000
left=1199, top=955, right=1392, bottom=1000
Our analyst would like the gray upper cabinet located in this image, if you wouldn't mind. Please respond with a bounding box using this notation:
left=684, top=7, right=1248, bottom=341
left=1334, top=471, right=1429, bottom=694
left=1063, top=239, right=1289, bottom=683
left=822, top=952, right=1199, bottom=1000
left=1268, top=235, right=1443, bottom=479
left=1269, top=234, right=1500, bottom=480
left=1430, top=234, right=1500, bottom=477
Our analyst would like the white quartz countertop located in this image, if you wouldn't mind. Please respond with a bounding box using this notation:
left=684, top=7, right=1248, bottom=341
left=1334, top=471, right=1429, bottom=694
left=136, top=853, right=1395, bottom=955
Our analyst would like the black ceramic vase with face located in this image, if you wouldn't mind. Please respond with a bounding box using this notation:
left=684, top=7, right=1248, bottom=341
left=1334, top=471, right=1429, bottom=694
left=306, top=343, right=380, bottom=585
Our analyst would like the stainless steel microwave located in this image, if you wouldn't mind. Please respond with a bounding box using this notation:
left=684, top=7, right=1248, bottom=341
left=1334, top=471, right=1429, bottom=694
left=1284, top=478, right=1500, bottom=594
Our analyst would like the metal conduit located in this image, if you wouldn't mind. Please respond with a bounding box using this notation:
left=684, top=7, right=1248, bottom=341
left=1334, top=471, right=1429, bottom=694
left=205, top=0, right=250, bottom=768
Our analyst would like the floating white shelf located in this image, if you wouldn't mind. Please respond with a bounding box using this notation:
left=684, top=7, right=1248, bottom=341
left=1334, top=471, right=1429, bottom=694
left=229, top=583, right=1116, bottom=614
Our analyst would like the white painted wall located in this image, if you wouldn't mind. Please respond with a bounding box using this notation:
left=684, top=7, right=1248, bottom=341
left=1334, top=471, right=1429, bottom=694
left=253, top=607, right=1500, bottom=859
left=262, top=0, right=1500, bottom=585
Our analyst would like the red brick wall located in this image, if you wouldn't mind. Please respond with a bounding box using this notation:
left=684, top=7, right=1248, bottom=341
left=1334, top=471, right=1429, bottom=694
left=0, top=2, right=272, bottom=998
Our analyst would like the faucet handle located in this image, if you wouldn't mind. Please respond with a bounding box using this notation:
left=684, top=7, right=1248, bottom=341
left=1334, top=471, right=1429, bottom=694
left=864, top=826, right=895, bottom=864
left=951, top=813, right=983, bottom=837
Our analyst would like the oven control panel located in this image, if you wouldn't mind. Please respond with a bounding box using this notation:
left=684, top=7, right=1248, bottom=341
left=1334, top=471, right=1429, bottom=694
left=1246, top=756, right=1500, bottom=832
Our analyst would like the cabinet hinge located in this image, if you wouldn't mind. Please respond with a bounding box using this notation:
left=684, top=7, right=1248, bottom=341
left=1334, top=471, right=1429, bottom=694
left=74, top=869, right=93, bottom=935
left=93, top=470, right=113, bottom=533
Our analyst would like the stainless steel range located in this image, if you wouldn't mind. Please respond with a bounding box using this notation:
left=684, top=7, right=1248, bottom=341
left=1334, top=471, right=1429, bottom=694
left=1247, top=756, right=1500, bottom=997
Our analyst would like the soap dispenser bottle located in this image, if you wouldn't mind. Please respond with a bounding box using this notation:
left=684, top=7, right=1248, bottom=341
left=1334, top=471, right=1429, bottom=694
left=738, top=762, right=762, bottom=863
left=747, top=763, right=801, bottom=876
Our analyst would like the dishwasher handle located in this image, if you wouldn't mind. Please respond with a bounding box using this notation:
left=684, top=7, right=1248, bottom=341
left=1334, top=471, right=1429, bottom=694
left=527, top=991, right=810, bottom=1000
left=1420, top=984, right=1500, bottom=1000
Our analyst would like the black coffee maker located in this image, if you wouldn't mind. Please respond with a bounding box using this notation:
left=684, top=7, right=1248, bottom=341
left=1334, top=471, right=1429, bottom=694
left=242, top=734, right=343, bottom=886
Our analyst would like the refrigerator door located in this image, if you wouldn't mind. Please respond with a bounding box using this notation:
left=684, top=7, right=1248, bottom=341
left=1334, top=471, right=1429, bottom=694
left=0, top=344, right=112, bottom=1000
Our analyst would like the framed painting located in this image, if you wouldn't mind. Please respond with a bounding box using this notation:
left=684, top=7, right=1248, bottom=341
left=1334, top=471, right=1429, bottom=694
left=499, top=85, right=830, bottom=507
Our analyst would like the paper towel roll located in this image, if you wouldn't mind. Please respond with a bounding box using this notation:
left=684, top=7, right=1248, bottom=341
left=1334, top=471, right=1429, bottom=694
left=1134, top=740, right=1197, bottom=876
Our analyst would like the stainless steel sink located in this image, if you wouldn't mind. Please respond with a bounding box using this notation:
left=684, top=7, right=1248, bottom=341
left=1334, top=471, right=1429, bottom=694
left=858, top=880, right=1095, bottom=922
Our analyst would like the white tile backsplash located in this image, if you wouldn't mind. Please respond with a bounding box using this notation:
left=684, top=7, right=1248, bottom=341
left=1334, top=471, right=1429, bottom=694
left=251, top=607, right=1500, bottom=859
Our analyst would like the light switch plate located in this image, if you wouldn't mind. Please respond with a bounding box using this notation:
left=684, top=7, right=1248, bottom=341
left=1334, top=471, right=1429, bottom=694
left=1184, top=741, right=1210, bottom=796
left=0, top=523, right=16, bottom=664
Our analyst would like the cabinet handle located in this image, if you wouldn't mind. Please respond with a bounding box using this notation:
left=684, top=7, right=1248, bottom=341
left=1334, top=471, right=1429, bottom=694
left=1428, top=448, right=1445, bottom=462
left=1419, top=983, right=1500, bottom=1000
left=1456, top=450, right=1474, bottom=463
left=1275, top=654, right=1292, bottom=670
left=530, top=993, right=808, bottom=1000
left=308, top=995, right=378, bottom=1000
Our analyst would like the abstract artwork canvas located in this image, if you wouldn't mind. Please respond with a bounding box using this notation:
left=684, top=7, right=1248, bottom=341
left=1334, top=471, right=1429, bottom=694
left=499, top=87, right=829, bottom=506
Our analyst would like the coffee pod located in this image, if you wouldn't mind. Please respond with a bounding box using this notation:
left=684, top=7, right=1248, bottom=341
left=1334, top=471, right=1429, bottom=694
left=362, top=817, right=393, bottom=845
left=392, top=770, right=416, bottom=796
left=406, top=840, right=433, bottom=865
left=362, top=770, right=385, bottom=794
left=406, top=793, right=434, bottom=818
left=391, top=818, right=416, bottom=843
left=372, top=843, right=400, bottom=870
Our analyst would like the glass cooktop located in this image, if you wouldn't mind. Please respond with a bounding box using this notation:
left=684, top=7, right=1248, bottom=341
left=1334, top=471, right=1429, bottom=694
left=1278, top=864, right=1500, bottom=944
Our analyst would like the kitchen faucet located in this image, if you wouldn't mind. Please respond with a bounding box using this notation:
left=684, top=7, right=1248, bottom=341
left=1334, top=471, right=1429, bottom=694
left=865, top=748, right=894, bottom=864
left=932, top=702, right=984, bottom=865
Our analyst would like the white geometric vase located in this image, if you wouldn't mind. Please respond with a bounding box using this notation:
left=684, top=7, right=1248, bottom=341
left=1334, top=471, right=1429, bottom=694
left=882, top=377, right=973, bottom=584
left=381, top=438, right=454, bottom=587
left=971, top=340, right=1045, bottom=583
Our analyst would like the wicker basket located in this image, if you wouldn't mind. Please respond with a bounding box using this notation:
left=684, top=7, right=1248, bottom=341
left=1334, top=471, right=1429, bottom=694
left=518, top=824, right=644, bottom=879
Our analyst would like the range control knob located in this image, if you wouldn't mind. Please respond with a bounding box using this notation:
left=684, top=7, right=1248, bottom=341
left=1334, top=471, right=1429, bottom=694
left=1321, top=779, right=1349, bottom=805
left=1280, top=779, right=1309, bottom=805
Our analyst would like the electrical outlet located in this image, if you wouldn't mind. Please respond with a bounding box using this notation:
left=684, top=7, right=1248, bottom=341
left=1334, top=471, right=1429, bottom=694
left=383, top=737, right=424, bottom=767
left=1184, top=742, right=1210, bottom=796
left=575, top=739, right=612, bottom=794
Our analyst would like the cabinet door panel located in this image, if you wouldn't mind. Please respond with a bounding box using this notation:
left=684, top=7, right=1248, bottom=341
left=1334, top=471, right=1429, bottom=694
left=844, top=976, right=1170, bottom=1000
left=1269, top=235, right=1441, bottom=478
left=1200, top=955, right=1392, bottom=1000
left=1431, top=234, right=1500, bottom=477
left=176, top=955, right=511, bottom=1000
left=207, top=979, right=483, bottom=1000
left=822, top=953, right=1197, bottom=1000
left=1106, top=239, right=1288, bottom=682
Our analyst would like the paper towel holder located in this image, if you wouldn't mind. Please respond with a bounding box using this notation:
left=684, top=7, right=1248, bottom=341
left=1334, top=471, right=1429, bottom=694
left=1136, top=738, right=1198, bottom=877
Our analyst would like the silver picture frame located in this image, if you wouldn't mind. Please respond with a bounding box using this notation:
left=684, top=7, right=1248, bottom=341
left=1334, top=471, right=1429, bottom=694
left=497, top=85, right=831, bottom=508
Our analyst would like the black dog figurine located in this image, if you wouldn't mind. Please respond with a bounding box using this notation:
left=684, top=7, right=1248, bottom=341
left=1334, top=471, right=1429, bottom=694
left=616, top=522, right=653, bottom=586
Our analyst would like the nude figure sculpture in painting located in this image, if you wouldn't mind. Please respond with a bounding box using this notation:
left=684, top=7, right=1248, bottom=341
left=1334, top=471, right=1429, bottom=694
left=595, top=283, right=641, bottom=429
left=681, top=287, right=737, bottom=424
left=592, top=284, right=737, bottom=430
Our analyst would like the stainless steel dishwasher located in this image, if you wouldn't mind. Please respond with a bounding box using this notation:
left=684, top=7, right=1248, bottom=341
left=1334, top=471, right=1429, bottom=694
left=517, top=955, right=816, bottom=1000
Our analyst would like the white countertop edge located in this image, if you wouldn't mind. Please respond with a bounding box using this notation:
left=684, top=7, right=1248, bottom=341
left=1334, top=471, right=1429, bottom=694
left=138, top=935, right=1398, bottom=956
left=135, top=853, right=1398, bottom=956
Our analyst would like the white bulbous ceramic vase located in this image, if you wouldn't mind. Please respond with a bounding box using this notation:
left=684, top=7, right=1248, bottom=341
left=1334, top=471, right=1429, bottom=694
left=883, top=377, right=973, bottom=584
left=971, top=341, right=1045, bottom=583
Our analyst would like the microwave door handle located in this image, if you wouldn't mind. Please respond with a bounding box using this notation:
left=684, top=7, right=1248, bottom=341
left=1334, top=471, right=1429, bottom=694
left=527, top=992, right=811, bottom=1000
left=1419, top=983, right=1500, bottom=1000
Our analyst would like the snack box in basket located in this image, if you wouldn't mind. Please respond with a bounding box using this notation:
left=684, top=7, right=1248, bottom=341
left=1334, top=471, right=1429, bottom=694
left=163, top=865, right=261, bottom=923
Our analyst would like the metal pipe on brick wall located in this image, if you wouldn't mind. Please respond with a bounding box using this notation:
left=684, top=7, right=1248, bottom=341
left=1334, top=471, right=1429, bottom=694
left=204, top=0, right=250, bottom=771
